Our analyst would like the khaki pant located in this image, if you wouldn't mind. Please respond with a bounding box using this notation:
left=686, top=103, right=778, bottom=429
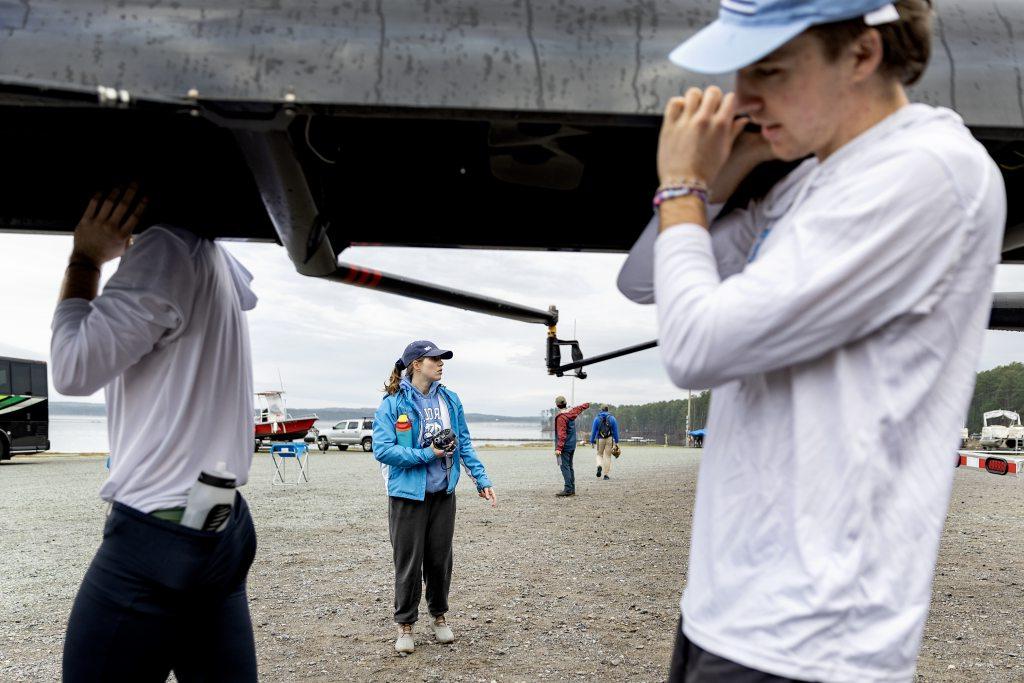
left=595, top=437, right=615, bottom=475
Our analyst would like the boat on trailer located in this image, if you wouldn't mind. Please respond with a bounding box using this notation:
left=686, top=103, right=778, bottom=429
left=979, top=410, right=1024, bottom=450
left=254, top=391, right=317, bottom=451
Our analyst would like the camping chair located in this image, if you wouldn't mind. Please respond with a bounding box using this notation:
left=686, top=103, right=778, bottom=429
left=270, top=442, right=310, bottom=485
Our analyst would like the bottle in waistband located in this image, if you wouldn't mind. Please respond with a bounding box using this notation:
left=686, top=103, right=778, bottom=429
left=181, top=461, right=237, bottom=532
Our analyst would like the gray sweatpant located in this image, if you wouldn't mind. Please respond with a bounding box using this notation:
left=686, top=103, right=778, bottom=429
left=388, top=491, right=456, bottom=624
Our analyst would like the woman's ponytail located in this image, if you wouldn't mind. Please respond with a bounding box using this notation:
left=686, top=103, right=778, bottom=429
left=383, top=357, right=420, bottom=395
left=383, top=360, right=404, bottom=395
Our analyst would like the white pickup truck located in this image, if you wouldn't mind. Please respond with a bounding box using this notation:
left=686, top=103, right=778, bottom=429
left=315, top=418, right=374, bottom=452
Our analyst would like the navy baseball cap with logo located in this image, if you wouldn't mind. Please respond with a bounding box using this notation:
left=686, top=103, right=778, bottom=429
left=398, top=340, right=453, bottom=369
left=669, top=0, right=901, bottom=74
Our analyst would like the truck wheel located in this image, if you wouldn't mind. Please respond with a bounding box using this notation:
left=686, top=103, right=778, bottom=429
left=317, top=436, right=330, bottom=452
left=338, top=445, right=349, bottom=451
left=0, top=435, right=10, bottom=461
left=362, top=437, right=372, bottom=452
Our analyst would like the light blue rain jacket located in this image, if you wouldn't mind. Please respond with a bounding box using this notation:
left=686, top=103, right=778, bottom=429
left=373, top=383, right=493, bottom=501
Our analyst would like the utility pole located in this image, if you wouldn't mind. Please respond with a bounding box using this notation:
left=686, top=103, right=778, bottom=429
left=686, top=390, right=693, bottom=447
left=570, top=318, right=576, bottom=406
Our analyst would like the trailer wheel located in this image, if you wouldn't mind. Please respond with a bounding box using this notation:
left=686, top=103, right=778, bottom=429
left=317, top=436, right=330, bottom=452
left=254, top=439, right=262, bottom=452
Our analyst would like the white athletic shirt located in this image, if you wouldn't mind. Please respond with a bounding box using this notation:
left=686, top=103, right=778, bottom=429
left=618, top=160, right=816, bottom=303
left=51, top=226, right=257, bottom=513
left=636, top=105, right=1005, bottom=682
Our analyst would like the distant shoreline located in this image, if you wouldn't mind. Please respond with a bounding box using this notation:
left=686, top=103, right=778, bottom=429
left=49, top=402, right=542, bottom=423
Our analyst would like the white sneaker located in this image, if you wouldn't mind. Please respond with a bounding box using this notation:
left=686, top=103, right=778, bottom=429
left=395, top=624, right=414, bottom=653
left=432, top=615, right=455, bottom=644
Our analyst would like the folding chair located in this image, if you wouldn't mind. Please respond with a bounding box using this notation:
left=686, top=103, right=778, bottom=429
left=270, top=442, right=310, bottom=485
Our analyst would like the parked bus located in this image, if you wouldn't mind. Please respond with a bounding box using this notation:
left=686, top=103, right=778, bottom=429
left=0, top=357, right=50, bottom=460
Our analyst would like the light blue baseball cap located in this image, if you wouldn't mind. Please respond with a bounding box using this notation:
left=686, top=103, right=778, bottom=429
left=669, top=0, right=901, bottom=74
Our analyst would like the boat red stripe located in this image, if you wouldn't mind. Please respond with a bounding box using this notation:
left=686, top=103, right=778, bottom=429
left=339, top=265, right=383, bottom=288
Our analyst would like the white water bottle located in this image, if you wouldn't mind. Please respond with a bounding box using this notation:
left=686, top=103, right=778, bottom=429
left=180, top=462, right=237, bottom=531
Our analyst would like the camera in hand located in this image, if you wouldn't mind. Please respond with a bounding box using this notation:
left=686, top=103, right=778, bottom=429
left=432, top=429, right=457, bottom=453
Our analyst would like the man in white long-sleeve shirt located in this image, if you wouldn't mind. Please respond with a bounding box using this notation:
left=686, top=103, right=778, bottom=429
left=631, top=1, right=1006, bottom=681
left=52, top=186, right=260, bottom=681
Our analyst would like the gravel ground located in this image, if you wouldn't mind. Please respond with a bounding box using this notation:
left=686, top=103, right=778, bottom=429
left=1, top=447, right=1022, bottom=682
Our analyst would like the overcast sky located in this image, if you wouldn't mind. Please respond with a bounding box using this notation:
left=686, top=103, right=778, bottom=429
left=4, top=233, right=1024, bottom=416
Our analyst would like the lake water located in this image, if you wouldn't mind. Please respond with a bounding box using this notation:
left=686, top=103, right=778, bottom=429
left=47, top=414, right=545, bottom=453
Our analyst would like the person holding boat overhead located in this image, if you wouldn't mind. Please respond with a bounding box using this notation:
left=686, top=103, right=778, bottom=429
left=52, top=186, right=260, bottom=681
left=645, top=1, right=1005, bottom=680
left=373, top=340, right=497, bottom=655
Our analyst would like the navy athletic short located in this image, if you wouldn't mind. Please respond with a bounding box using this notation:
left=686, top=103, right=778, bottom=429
left=63, top=494, right=258, bottom=682
left=669, top=615, right=812, bottom=682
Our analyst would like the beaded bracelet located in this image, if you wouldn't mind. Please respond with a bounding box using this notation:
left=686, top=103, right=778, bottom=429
left=658, top=177, right=709, bottom=193
left=653, top=184, right=709, bottom=208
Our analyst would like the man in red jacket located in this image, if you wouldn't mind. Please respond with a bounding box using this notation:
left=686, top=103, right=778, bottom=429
left=553, top=396, right=590, bottom=497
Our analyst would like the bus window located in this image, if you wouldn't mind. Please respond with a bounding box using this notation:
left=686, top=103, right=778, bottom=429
left=0, top=361, right=9, bottom=394
left=11, top=363, right=31, bottom=395
left=30, top=364, right=47, bottom=397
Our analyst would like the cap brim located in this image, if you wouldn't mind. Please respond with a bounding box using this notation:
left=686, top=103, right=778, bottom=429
left=424, top=349, right=454, bottom=360
left=669, top=18, right=811, bottom=74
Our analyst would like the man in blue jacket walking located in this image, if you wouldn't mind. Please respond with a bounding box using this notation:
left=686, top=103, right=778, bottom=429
left=591, top=406, right=620, bottom=480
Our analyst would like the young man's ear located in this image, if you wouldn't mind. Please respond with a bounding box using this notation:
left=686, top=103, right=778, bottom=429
left=849, top=28, right=886, bottom=84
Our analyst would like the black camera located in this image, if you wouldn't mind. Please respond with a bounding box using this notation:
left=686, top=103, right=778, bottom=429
left=432, top=429, right=457, bottom=453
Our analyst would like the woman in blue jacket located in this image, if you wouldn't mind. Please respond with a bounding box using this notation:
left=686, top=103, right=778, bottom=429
left=373, top=340, right=497, bottom=655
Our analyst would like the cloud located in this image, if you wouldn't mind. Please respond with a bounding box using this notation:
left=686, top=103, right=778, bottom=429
left=217, top=240, right=676, bottom=414
left=4, top=233, right=1024, bottom=415
left=0, top=341, right=45, bottom=361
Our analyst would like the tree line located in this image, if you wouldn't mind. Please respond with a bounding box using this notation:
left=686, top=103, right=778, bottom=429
left=966, top=362, right=1024, bottom=433
left=542, top=391, right=711, bottom=445
left=541, top=357, right=1024, bottom=442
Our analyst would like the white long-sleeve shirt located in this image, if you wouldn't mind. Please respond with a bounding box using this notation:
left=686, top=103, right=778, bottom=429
left=51, top=225, right=257, bottom=512
left=651, top=105, right=1005, bottom=682
left=618, top=160, right=815, bottom=304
